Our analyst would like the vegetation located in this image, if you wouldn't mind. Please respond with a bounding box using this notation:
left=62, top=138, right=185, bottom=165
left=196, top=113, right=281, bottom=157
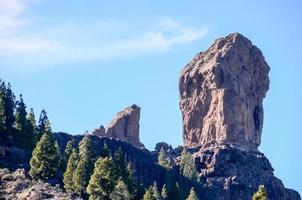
left=186, top=187, right=199, bottom=200
left=252, top=185, right=267, bottom=200
left=158, top=147, right=172, bottom=169
left=63, top=148, right=79, bottom=192
left=29, top=113, right=61, bottom=180
left=110, top=179, right=132, bottom=200
left=1, top=79, right=206, bottom=200
left=180, top=149, right=197, bottom=181
left=73, top=135, right=95, bottom=196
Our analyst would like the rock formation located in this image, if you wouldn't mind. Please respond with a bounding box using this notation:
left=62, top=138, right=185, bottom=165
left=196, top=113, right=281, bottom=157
left=192, top=144, right=301, bottom=200
left=179, top=32, right=270, bottom=150
left=91, top=104, right=144, bottom=147
left=91, top=125, right=105, bottom=137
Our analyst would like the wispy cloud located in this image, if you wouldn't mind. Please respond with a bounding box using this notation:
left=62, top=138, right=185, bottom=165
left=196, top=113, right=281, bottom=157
left=0, top=1, right=207, bottom=72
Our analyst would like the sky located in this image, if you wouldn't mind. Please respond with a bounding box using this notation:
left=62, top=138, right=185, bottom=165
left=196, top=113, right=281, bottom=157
left=0, top=0, right=301, bottom=195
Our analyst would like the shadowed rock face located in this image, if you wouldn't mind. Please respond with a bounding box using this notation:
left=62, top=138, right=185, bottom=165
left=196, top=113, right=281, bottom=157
left=179, top=33, right=270, bottom=150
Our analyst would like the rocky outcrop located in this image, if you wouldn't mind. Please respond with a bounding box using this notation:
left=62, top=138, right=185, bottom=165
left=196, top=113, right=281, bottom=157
left=91, top=125, right=105, bottom=137
left=0, top=168, right=72, bottom=200
left=179, top=33, right=270, bottom=150
left=191, top=144, right=301, bottom=200
left=91, top=105, right=144, bottom=148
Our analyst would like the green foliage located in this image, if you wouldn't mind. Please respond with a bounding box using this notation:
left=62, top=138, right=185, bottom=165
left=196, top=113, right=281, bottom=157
left=87, top=156, right=119, bottom=200
left=114, top=148, right=136, bottom=195
left=29, top=127, right=61, bottom=180
left=37, top=109, right=51, bottom=141
left=180, top=149, right=197, bottom=181
left=63, top=148, right=78, bottom=192
left=158, top=147, right=172, bottom=169
left=62, top=139, right=75, bottom=169
left=0, top=81, right=6, bottom=134
left=252, top=185, right=267, bottom=200
left=87, top=148, right=136, bottom=200
left=143, top=186, right=154, bottom=200
left=14, top=95, right=35, bottom=149
left=73, top=135, right=95, bottom=195
left=3, top=82, right=16, bottom=136
left=26, top=108, right=37, bottom=149
left=186, top=187, right=198, bottom=200
left=110, top=179, right=132, bottom=200
left=14, top=95, right=28, bottom=132
left=142, top=182, right=161, bottom=200
left=161, top=184, right=168, bottom=200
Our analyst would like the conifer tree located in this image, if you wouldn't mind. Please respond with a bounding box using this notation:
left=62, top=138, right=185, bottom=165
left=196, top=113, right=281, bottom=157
left=37, top=109, right=51, bottom=141
left=161, top=184, right=168, bottom=200
left=29, top=118, right=61, bottom=180
left=63, top=148, right=78, bottom=192
left=27, top=108, right=37, bottom=149
left=86, top=156, right=119, bottom=200
left=14, top=95, right=32, bottom=148
left=152, top=182, right=161, bottom=200
left=252, top=185, right=267, bottom=200
left=3, top=82, right=16, bottom=136
left=0, top=82, right=6, bottom=134
left=14, top=95, right=28, bottom=131
left=158, top=147, right=172, bottom=169
left=186, top=187, right=198, bottom=200
left=114, top=148, right=136, bottom=195
left=110, top=179, right=132, bottom=200
left=73, top=135, right=95, bottom=196
left=180, top=149, right=197, bottom=181
left=62, top=139, right=75, bottom=169
left=143, top=186, right=154, bottom=200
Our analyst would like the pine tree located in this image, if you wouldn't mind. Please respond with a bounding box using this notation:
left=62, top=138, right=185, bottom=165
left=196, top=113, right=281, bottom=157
left=27, top=108, right=37, bottom=149
left=161, top=184, right=168, bottom=200
left=152, top=182, right=161, bottom=200
left=158, top=147, right=172, bottom=169
left=14, top=95, right=28, bottom=131
left=186, top=187, right=198, bottom=200
left=3, top=82, right=16, bottom=136
left=180, top=149, right=197, bottom=181
left=62, top=139, right=75, bottom=169
left=113, top=148, right=136, bottom=195
left=73, top=135, right=95, bottom=196
left=143, top=186, right=154, bottom=200
left=37, top=109, right=51, bottom=141
left=63, top=148, right=78, bottom=192
left=14, top=95, right=32, bottom=148
left=0, top=81, right=6, bottom=134
left=252, top=185, right=267, bottom=200
left=29, top=118, right=61, bottom=180
left=86, top=156, right=119, bottom=200
left=110, top=179, right=132, bottom=200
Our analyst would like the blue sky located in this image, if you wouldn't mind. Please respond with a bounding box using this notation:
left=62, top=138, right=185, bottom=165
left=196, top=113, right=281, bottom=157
left=0, top=0, right=301, bottom=195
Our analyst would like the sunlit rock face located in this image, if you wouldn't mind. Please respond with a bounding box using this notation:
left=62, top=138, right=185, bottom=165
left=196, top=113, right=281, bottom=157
left=179, top=33, right=270, bottom=150
left=92, top=104, right=144, bottom=148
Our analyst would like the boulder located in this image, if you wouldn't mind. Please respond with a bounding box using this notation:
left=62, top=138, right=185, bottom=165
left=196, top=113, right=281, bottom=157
left=179, top=33, right=270, bottom=150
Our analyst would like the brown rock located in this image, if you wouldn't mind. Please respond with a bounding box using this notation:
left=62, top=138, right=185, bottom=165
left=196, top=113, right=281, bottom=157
left=106, top=104, right=144, bottom=147
left=92, top=125, right=106, bottom=137
left=179, top=33, right=270, bottom=150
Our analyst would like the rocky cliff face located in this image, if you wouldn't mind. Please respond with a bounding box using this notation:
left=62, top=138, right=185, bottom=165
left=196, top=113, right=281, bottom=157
left=179, top=33, right=300, bottom=200
left=91, top=104, right=144, bottom=147
left=179, top=33, right=270, bottom=150
left=191, top=144, right=301, bottom=200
